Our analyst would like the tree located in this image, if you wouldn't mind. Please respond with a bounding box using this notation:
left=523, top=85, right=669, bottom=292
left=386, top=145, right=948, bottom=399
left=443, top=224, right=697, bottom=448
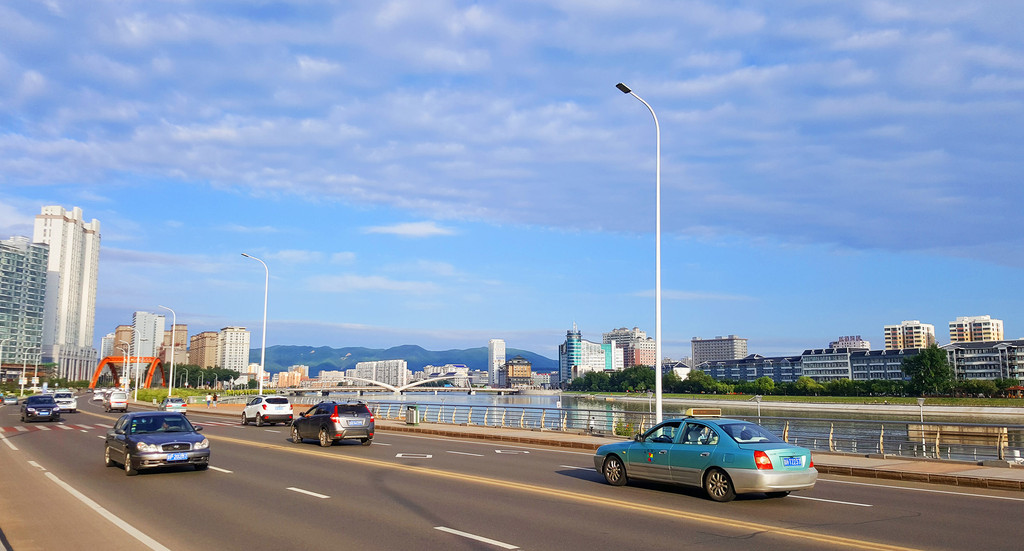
left=752, top=376, right=775, bottom=395
left=793, top=376, right=825, bottom=396
left=901, top=345, right=954, bottom=396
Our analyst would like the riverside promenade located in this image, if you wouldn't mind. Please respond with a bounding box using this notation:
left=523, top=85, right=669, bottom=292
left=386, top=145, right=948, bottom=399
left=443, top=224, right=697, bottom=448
left=183, top=401, right=1024, bottom=492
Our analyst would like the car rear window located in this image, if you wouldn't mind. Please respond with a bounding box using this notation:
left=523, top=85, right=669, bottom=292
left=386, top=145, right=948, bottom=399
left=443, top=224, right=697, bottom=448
left=266, top=397, right=290, bottom=404
left=336, top=404, right=369, bottom=415
left=111, top=392, right=127, bottom=399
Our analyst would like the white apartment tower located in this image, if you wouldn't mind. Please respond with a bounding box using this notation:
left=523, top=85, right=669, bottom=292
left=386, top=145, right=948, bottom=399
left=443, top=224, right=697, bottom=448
left=488, top=339, right=506, bottom=387
left=33, top=206, right=100, bottom=380
left=218, top=326, right=251, bottom=373
left=132, top=311, right=164, bottom=358
left=949, top=315, right=1004, bottom=343
left=691, top=335, right=748, bottom=365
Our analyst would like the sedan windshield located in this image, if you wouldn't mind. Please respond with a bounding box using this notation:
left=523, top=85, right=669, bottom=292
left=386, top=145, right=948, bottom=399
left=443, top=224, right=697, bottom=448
left=129, top=415, right=193, bottom=434
left=27, top=395, right=57, bottom=405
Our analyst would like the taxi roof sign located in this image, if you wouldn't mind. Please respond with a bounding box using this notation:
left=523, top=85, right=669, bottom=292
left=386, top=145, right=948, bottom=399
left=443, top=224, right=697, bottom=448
left=685, top=408, right=722, bottom=418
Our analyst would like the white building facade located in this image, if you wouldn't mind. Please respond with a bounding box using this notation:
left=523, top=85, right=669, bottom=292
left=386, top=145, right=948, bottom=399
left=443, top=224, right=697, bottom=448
left=218, top=326, right=251, bottom=373
left=32, top=206, right=100, bottom=381
left=488, top=339, right=506, bottom=388
left=355, top=359, right=409, bottom=388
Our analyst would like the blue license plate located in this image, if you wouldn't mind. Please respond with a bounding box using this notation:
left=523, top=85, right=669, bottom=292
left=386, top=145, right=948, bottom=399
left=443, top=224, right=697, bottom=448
left=348, top=420, right=363, bottom=426
left=167, top=452, right=188, bottom=461
left=782, top=456, right=802, bottom=467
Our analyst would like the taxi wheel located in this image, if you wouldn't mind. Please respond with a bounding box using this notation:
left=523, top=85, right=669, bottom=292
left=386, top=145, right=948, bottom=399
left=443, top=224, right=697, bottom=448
left=704, top=468, right=735, bottom=502
left=360, top=438, right=372, bottom=446
left=240, top=413, right=248, bottom=425
left=602, top=455, right=627, bottom=486
left=318, top=427, right=333, bottom=447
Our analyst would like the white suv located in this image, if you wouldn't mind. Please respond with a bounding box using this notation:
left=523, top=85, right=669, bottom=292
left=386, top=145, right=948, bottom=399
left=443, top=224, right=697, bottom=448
left=53, top=391, right=78, bottom=413
left=242, top=395, right=294, bottom=426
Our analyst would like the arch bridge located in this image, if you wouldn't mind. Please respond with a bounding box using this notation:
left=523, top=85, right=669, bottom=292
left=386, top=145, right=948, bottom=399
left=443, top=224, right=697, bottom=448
left=89, top=356, right=168, bottom=389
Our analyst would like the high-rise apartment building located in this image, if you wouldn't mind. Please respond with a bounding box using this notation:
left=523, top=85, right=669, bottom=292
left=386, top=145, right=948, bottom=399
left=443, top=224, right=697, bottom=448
left=189, top=331, right=219, bottom=368
left=161, top=323, right=188, bottom=366
left=603, top=327, right=655, bottom=368
left=0, top=236, right=48, bottom=370
left=132, top=311, right=164, bottom=358
left=883, top=320, right=936, bottom=350
left=691, top=335, right=748, bottom=365
left=559, top=323, right=622, bottom=383
left=113, top=325, right=134, bottom=357
left=33, top=206, right=100, bottom=380
left=218, top=326, right=251, bottom=373
left=355, top=359, right=408, bottom=387
left=949, top=315, right=1004, bottom=343
left=487, top=339, right=505, bottom=388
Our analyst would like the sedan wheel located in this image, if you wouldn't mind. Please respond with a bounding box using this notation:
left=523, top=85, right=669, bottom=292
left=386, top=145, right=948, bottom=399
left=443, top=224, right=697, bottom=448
left=704, top=468, right=736, bottom=502
left=291, top=426, right=302, bottom=444
left=104, top=446, right=114, bottom=467
left=124, top=453, right=138, bottom=476
left=318, top=427, right=332, bottom=447
left=602, top=455, right=628, bottom=486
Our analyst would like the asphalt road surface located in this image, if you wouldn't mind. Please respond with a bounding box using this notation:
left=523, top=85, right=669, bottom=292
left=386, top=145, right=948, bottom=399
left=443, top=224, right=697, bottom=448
left=2, top=395, right=1023, bottom=550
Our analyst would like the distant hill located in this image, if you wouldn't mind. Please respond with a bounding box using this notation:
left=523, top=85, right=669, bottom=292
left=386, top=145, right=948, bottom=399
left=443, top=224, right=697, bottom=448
left=249, top=344, right=557, bottom=376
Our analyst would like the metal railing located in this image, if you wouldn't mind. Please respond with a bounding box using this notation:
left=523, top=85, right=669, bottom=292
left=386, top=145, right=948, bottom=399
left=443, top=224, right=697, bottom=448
left=364, top=400, right=1024, bottom=463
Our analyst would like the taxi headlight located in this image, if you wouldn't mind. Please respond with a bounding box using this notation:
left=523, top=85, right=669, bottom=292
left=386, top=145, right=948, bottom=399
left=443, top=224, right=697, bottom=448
left=136, top=442, right=161, bottom=453
left=194, top=438, right=210, bottom=450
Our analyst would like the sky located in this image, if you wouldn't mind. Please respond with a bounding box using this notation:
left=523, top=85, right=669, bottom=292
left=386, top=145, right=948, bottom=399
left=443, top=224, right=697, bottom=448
left=2, top=1, right=1023, bottom=363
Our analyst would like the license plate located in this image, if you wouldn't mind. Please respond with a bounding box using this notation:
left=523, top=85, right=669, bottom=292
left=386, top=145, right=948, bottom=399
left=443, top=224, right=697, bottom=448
left=167, top=452, right=188, bottom=461
left=782, top=456, right=803, bottom=467
left=348, top=420, right=364, bottom=426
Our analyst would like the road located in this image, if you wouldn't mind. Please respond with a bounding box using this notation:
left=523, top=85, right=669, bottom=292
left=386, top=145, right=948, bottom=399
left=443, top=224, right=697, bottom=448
left=2, top=395, right=1023, bottom=550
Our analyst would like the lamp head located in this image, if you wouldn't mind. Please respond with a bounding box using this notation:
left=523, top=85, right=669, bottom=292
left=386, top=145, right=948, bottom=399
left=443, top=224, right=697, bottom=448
left=616, top=82, right=632, bottom=94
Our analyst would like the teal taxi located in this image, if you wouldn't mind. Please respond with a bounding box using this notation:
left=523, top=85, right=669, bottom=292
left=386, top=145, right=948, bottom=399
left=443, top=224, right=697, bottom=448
left=593, top=408, right=817, bottom=502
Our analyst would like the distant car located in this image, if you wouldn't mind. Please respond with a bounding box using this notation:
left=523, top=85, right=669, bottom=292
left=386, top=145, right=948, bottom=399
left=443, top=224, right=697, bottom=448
left=594, top=408, right=817, bottom=502
left=20, top=394, right=61, bottom=423
left=2, top=395, right=17, bottom=406
left=91, top=389, right=106, bottom=401
left=104, top=391, right=129, bottom=413
left=161, top=397, right=187, bottom=413
left=104, top=411, right=210, bottom=476
left=242, top=395, right=293, bottom=426
left=53, top=391, right=78, bottom=413
left=291, top=401, right=374, bottom=447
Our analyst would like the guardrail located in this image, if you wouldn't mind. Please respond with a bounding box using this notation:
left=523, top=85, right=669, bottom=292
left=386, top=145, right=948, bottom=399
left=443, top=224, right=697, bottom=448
left=364, top=400, right=1024, bottom=463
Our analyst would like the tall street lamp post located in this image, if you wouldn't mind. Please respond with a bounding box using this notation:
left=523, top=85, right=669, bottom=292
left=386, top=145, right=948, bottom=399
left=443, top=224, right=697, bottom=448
left=158, top=305, right=177, bottom=398
left=617, top=82, right=664, bottom=423
left=241, top=253, right=268, bottom=396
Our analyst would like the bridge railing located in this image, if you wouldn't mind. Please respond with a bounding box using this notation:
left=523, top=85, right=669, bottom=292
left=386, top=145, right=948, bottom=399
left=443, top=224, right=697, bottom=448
left=365, top=400, right=1024, bottom=463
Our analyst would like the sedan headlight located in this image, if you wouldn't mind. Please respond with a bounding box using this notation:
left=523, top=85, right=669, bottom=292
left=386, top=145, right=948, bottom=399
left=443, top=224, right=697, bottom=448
left=136, top=442, right=161, bottom=453
left=26, top=407, right=37, bottom=413
left=194, top=438, right=210, bottom=450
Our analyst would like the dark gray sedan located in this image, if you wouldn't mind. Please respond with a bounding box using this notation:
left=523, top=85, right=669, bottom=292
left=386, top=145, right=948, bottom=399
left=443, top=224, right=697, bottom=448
left=104, top=411, right=210, bottom=476
left=20, top=394, right=61, bottom=422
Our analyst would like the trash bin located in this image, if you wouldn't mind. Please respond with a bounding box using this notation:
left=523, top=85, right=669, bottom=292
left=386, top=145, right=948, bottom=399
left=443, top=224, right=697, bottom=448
left=405, top=404, right=419, bottom=426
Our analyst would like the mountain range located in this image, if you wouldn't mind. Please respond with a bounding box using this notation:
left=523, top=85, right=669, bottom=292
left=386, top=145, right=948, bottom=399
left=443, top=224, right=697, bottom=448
left=247, top=344, right=558, bottom=376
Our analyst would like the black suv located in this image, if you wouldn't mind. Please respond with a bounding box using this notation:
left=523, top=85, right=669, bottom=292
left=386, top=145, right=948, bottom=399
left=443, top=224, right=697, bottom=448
left=21, top=394, right=62, bottom=423
left=291, top=401, right=374, bottom=447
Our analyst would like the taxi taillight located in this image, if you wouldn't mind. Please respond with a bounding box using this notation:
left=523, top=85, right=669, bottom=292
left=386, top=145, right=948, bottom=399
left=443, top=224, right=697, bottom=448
left=754, top=450, right=774, bottom=470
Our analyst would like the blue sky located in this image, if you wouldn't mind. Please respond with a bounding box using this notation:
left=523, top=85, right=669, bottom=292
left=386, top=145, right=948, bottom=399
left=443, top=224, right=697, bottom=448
left=2, top=1, right=1022, bottom=361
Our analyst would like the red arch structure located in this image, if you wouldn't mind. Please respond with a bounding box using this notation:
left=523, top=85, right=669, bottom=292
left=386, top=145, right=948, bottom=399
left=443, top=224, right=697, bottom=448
left=89, top=356, right=167, bottom=389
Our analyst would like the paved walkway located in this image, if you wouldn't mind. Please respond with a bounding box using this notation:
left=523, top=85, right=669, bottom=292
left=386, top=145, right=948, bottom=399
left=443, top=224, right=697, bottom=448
left=182, top=401, right=1024, bottom=492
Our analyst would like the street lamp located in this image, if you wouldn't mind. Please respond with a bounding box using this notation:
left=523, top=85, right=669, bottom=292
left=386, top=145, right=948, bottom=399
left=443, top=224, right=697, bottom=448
left=158, top=305, right=177, bottom=398
left=241, top=253, right=268, bottom=396
left=117, top=343, right=130, bottom=389
left=617, top=81, right=663, bottom=423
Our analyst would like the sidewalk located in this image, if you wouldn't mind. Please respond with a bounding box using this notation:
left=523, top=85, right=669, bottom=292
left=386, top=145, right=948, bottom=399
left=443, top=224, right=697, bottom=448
left=185, top=401, right=1024, bottom=492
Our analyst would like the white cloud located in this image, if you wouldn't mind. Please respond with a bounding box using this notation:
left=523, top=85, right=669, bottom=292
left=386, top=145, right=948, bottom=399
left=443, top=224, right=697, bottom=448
left=306, top=274, right=437, bottom=294
left=361, top=221, right=456, bottom=238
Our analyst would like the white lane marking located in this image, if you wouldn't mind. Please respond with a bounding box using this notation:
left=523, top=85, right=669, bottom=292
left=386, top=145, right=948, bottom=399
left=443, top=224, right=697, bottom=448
left=373, top=442, right=391, bottom=446
left=495, top=450, right=529, bottom=455
left=44, top=472, right=172, bottom=551
left=208, top=466, right=233, bottom=473
left=28, top=460, right=45, bottom=470
left=396, top=453, right=432, bottom=459
left=37, top=426, right=51, bottom=431
left=14, top=426, right=28, bottom=432
left=435, top=527, right=518, bottom=549
left=447, top=450, right=484, bottom=457
left=821, top=478, right=1024, bottom=502
left=287, top=487, right=329, bottom=499
left=56, top=425, right=74, bottom=430
left=75, top=425, right=94, bottom=429
left=0, top=433, right=16, bottom=450
left=790, top=495, right=872, bottom=507
left=265, top=430, right=280, bottom=433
